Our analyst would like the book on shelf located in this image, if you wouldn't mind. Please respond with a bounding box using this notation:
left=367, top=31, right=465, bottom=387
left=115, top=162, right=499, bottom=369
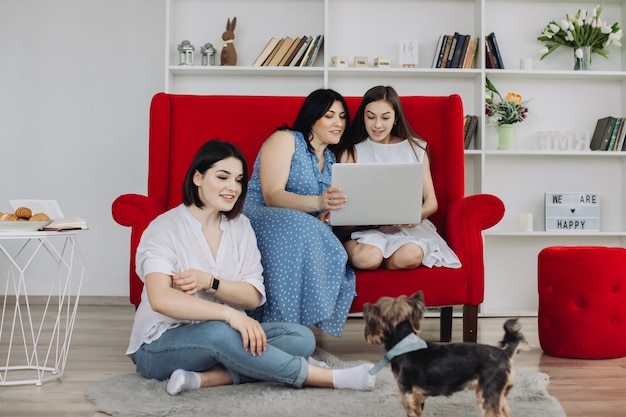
left=589, top=116, right=618, bottom=150
left=261, top=37, right=285, bottom=66
left=449, top=33, right=469, bottom=68
left=444, top=33, right=459, bottom=68
left=433, top=34, right=448, bottom=68
left=615, top=117, right=626, bottom=151
left=439, top=35, right=454, bottom=68
left=463, top=115, right=479, bottom=149
left=462, top=38, right=478, bottom=69
left=299, top=34, right=322, bottom=67
left=487, top=32, right=505, bottom=69
left=431, top=35, right=444, bottom=68
left=290, top=36, right=312, bottom=66
left=266, top=36, right=294, bottom=66
left=484, top=36, right=497, bottom=69
left=304, top=35, right=324, bottom=67
left=606, top=116, right=623, bottom=151
left=432, top=33, right=472, bottom=69
left=297, top=35, right=317, bottom=67
left=282, top=36, right=306, bottom=66
left=252, top=37, right=280, bottom=66
left=277, top=36, right=301, bottom=66
left=455, top=34, right=471, bottom=68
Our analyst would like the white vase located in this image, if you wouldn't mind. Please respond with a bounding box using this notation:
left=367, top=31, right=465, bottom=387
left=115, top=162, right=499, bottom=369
left=573, top=46, right=591, bottom=70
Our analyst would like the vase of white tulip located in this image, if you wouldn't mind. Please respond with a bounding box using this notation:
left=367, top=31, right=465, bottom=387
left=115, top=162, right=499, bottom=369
left=538, top=4, right=622, bottom=71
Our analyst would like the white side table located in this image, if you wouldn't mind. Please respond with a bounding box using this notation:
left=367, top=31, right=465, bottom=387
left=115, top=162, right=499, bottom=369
left=0, top=231, right=85, bottom=386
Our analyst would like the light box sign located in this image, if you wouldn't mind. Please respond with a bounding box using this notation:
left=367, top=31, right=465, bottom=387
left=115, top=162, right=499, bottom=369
left=544, top=193, right=599, bottom=231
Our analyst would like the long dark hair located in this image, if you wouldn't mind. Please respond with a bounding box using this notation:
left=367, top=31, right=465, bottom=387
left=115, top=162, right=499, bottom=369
left=279, top=88, right=351, bottom=154
left=182, top=139, right=248, bottom=220
left=341, top=85, right=425, bottom=161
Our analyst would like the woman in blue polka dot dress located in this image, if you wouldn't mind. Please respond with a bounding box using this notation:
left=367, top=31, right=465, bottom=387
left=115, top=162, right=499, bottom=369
left=243, top=89, right=355, bottom=337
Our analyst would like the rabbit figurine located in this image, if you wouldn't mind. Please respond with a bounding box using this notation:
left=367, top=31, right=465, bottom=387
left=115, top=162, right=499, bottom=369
left=220, top=17, right=237, bottom=66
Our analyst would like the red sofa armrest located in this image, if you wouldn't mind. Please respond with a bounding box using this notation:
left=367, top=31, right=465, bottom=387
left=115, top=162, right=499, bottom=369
left=112, top=194, right=165, bottom=229
left=111, top=194, right=165, bottom=305
left=445, top=194, right=505, bottom=303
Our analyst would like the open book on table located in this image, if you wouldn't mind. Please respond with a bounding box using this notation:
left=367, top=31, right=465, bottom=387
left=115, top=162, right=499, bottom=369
left=9, top=199, right=88, bottom=231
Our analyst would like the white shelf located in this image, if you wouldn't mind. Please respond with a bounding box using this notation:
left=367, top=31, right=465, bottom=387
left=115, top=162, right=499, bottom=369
left=326, top=67, right=481, bottom=78
left=165, top=0, right=626, bottom=316
left=485, top=230, right=626, bottom=236
left=169, top=65, right=324, bottom=76
left=484, top=150, right=626, bottom=156
left=486, top=69, right=626, bottom=80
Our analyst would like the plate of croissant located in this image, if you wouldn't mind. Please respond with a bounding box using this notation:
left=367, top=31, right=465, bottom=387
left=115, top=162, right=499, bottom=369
left=0, top=206, right=52, bottom=231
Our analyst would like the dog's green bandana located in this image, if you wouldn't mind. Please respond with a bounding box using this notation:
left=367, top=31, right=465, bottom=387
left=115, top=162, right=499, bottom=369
left=369, top=333, right=428, bottom=375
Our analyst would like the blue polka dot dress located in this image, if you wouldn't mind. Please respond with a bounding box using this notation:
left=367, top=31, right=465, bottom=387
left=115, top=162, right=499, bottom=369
left=243, top=131, right=356, bottom=337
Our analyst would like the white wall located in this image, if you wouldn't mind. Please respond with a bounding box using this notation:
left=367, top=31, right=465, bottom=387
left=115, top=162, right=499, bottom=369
left=0, top=0, right=165, bottom=297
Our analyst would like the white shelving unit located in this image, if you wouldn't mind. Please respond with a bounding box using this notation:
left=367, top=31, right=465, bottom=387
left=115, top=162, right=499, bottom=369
left=165, top=0, right=626, bottom=316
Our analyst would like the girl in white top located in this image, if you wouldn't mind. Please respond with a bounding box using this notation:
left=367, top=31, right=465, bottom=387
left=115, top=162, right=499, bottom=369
left=338, top=86, right=461, bottom=270
left=126, top=139, right=374, bottom=396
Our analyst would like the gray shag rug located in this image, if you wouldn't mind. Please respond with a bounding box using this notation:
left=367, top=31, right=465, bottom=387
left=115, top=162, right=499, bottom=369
left=86, top=348, right=567, bottom=417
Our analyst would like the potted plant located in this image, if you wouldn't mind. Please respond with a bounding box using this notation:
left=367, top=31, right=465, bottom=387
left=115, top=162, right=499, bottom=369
left=485, top=78, right=530, bottom=150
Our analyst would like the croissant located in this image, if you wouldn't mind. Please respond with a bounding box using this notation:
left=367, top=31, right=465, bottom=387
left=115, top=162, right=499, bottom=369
left=15, top=206, right=32, bottom=219
left=0, top=213, right=19, bottom=221
left=30, top=212, right=51, bottom=221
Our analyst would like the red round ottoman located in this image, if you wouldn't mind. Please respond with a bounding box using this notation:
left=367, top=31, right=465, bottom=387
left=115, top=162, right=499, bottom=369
left=538, top=246, right=626, bottom=359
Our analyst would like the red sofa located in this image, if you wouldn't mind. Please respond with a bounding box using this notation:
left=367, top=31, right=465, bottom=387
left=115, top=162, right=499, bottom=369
left=112, top=92, right=504, bottom=342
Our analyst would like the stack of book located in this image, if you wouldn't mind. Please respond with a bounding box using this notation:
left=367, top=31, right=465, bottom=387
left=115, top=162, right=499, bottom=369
left=252, top=35, right=324, bottom=67
left=431, top=33, right=478, bottom=69
left=485, top=32, right=504, bottom=69
left=590, top=116, right=626, bottom=151
left=463, top=115, right=479, bottom=149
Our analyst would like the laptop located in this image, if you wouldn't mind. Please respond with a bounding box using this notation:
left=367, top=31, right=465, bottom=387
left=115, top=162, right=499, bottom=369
left=330, top=162, right=424, bottom=226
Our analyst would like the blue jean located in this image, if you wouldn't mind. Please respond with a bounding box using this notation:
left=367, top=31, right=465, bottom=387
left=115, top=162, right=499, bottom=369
left=134, top=321, right=315, bottom=387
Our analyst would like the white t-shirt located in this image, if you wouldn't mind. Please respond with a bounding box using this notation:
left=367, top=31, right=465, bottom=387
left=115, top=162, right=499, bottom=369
left=126, top=204, right=266, bottom=356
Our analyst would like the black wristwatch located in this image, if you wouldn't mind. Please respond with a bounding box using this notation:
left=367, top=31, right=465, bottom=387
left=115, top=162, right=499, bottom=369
left=207, top=276, right=220, bottom=293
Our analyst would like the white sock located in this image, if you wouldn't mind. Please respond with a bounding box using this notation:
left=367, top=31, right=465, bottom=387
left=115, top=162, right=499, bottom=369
left=332, top=363, right=376, bottom=391
left=166, top=369, right=201, bottom=396
left=308, top=357, right=330, bottom=368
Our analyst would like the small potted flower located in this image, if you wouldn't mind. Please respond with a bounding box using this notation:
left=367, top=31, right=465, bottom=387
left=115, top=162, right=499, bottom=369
left=537, top=3, right=622, bottom=70
left=485, top=78, right=530, bottom=150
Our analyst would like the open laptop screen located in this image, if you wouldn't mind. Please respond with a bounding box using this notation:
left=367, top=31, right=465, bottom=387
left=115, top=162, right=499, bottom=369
left=330, top=162, right=424, bottom=226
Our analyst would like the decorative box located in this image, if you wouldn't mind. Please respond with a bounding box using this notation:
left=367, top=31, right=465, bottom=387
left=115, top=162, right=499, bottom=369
left=373, top=57, right=391, bottom=68
left=399, top=40, right=418, bottom=68
left=354, top=56, right=368, bottom=67
left=544, top=192, right=599, bottom=231
left=330, top=56, right=348, bottom=67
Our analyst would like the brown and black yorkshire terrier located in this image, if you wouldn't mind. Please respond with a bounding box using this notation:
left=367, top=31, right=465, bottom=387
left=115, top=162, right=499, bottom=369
left=363, top=291, right=526, bottom=417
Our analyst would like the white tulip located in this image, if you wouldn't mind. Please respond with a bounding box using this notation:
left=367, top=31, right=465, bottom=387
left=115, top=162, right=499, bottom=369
left=575, top=48, right=583, bottom=58
left=559, top=20, right=570, bottom=31
left=549, top=23, right=560, bottom=33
